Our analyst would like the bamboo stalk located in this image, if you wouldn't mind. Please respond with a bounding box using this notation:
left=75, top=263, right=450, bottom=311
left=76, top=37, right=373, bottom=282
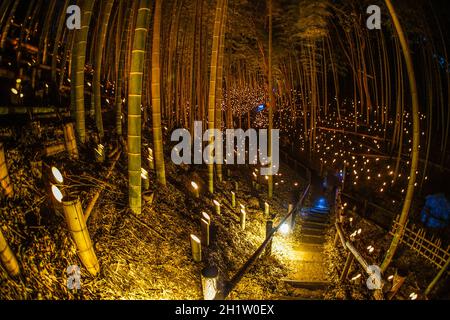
left=151, top=0, right=166, bottom=186
left=71, top=0, right=95, bottom=143
left=128, top=0, right=152, bottom=214
left=93, top=0, right=114, bottom=139
left=0, top=143, right=13, bottom=197
left=0, top=228, right=20, bottom=277
left=381, top=0, right=421, bottom=273
left=207, top=0, right=224, bottom=194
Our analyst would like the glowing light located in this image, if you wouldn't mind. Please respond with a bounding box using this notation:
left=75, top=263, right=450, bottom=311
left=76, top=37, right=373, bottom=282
left=191, top=181, right=198, bottom=190
left=11, top=88, right=18, bottom=95
left=202, top=212, right=210, bottom=223
left=280, top=223, right=290, bottom=235
left=190, top=234, right=201, bottom=244
left=351, top=274, right=361, bottom=281
left=141, top=168, right=148, bottom=179
left=409, top=292, right=418, bottom=300
left=51, top=185, right=63, bottom=202
left=213, top=200, right=220, bottom=207
left=51, top=166, right=64, bottom=183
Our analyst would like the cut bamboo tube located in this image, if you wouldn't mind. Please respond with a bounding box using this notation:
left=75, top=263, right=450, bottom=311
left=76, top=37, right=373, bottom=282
left=240, top=209, right=246, bottom=230
left=201, top=265, right=219, bottom=300
left=61, top=196, right=100, bottom=276
left=191, top=181, right=199, bottom=198
left=201, top=218, right=210, bottom=246
left=44, top=143, right=66, bottom=157
left=0, top=229, right=20, bottom=277
left=190, top=234, right=202, bottom=262
left=231, top=191, right=236, bottom=207
left=63, top=123, right=79, bottom=159
left=264, top=202, right=270, bottom=216
left=0, top=143, right=13, bottom=197
left=213, top=200, right=221, bottom=215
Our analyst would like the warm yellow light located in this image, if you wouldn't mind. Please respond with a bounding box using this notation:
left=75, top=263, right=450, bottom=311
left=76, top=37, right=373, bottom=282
left=141, top=168, right=148, bottom=179
left=190, top=234, right=201, bottom=244
left=16, top=78, right=21, bottom=84
left=351, top=274, right=362, bottom=281
left=202, top=211, right=210, bottom=223
left=191, top=181, right=198, bottom=190
left=51, top=185, right=63, bottom=202
left=11, top=88, right=18, bottom=95
left=51, top=166, right=64, bottom=183
left=213, top=200, right=220, bottom=207
left=280, top=223, right=290, bottom=235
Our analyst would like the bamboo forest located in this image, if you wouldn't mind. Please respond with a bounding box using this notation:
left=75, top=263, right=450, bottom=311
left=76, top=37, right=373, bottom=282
left=0, top=0, right=449, bottom=303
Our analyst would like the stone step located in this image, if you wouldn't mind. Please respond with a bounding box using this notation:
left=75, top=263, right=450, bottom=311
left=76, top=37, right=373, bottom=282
left=282, top=279, right=329, bottom=290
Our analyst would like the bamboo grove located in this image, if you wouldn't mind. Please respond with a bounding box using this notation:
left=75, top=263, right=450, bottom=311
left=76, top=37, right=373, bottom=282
left=0, top=0, right=449, bottom=275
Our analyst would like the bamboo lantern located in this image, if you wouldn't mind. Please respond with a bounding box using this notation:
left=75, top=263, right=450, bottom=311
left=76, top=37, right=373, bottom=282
left=231, top=191, right=236, bottom=207
left=264, top=202, right=270, bottom=216
left=213, top=200, right=221, bottom=215
left=201, top=212, right=211, bottom=246
left=141, top=168, right=149, bottom=191
left=0, top=229, right=20, bottom=277
left=191, top=181, right=199, bottom=198
left=201, top=218, right=210, bottom=247
left=63, top=123, right=79, bottom=159
left=190, top=234, right=202, bottom=262
left=240, top=209, right=246, bottom=230
left=61, top=196, right=100, bottom=276
left=201, top=265, right=219, bottom=300
left=44, top=142, right=66, bottom=157
left=0, top=143, right=13, bottom=197
left=51, top=184, right=64, bottom=216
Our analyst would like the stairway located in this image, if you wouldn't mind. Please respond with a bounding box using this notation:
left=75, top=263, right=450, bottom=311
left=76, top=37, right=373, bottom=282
left=281, top=195, right=331, bottom=299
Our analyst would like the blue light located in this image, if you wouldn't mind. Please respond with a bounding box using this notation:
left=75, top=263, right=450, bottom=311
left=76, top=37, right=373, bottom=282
left=257, top=104, right=266, bottom=112
left=314, top=197, right=329, bottom=210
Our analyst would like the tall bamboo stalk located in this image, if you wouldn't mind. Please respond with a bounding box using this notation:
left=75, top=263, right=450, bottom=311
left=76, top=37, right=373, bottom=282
left=128, top=0, right=152, bottom=214
left=207, top=0, right=224, bottom=193
left=93, top=0, right=114, bottom=139
left=215, top=0, right=228, bottom=183
left=151, top=0, right=167, bottom=186
left=71, top=0, right=95, bottom=143
left=381, top=0, right=420, bottom=273
left=115, top=4, right=133, bottom=136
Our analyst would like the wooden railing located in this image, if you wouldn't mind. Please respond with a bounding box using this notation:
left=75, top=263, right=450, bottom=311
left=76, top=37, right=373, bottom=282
left=216, top=184, right=311, bottom=300
left=389, top=215, right=450, bottom=270
left=335, top=222, right=384, bottom=300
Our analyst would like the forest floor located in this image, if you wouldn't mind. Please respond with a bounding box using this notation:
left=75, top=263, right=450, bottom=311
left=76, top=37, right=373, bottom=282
left=0, top=121, right=312, bottom=300
left=1, top=120, right=447, bottom=300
